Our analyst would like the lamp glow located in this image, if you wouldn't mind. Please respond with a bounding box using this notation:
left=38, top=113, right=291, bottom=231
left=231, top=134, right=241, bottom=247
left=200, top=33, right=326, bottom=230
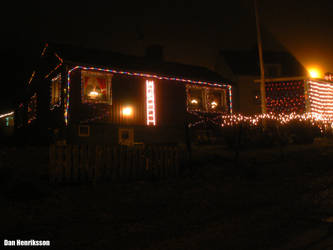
left=122, top=107, right=133, bottom=117
left=211, top=101, right=218, bottom=108
left=309, top=68, right=321, bottom=78
left=191, top=99, right=198, bottom=104
left=88, top=89, right=99, bottom=98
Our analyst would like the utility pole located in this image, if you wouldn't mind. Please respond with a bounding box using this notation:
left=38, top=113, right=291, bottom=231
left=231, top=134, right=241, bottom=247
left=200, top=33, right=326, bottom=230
left=254, top=0, right=267, bottom=114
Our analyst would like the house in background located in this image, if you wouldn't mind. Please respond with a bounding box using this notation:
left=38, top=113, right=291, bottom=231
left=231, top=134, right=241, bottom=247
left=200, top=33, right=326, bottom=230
left=215, top=49, right=307, bottom=114
left=254, top=73, right=333, bottom=118
left=0, top=111, right=14, bottom=140
left=16, top=43, right=232, bottom=145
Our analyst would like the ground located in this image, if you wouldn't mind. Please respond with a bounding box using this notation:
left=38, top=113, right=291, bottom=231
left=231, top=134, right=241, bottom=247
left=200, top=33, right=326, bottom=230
left=1, top=139, right=333, bottom=249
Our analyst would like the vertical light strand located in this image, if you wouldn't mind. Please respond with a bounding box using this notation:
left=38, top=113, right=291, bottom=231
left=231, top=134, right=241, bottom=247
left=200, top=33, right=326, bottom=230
left=228, top=85, right=233, bottom=114
left=64, top=69, right=73, bottom=126
left=146, top=80, right=156, bottom=126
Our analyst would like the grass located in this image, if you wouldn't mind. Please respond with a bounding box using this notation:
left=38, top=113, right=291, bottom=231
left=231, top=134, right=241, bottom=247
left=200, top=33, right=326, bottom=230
left=1, top=139, right=333, bottom=249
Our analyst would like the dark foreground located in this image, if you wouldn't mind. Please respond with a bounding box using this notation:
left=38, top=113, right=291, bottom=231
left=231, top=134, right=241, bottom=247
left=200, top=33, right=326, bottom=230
left=1, top=139, right=333, bottom=250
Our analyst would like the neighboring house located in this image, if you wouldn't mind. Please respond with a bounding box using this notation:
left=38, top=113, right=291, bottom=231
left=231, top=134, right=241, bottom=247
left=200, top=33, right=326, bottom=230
left=17, top=43, right=232, bottom=145
left=215, top=49, right=307, bottom=114
left=254, top=74, right=333, bottom=118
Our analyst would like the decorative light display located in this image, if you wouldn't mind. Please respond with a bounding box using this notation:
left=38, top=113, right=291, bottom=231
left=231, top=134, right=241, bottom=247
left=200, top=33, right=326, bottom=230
left=28, top=71, right=36, bottom=85
left=65, top=65, right=232, bottom=126
left=44, top=53, right=63, bottom=79
left=308, top=80, right=333, bottom=119
left=0, top=111, right=14, bottom=119
left=264, top=79, right=333, bottom=123
left=189, top=112, right=333, bottom=134
left=146, top=80, right=156, bottom=126
left=27, top=93, right=37, bottom=124
left=265, top=80, right=306, bottom=114
left=27, top=43, right=49, bottom=85
left=228, top=85, right=233, bottom=114
left=41, top=43, right=48, bottom=57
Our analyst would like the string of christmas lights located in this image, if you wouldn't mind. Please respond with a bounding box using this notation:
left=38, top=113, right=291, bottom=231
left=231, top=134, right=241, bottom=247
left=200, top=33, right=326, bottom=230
left=0, top=111, right=14, bottom=119
left=44, top=53, right=64, bottom=79
left=308, top=80, right=333, bottom=118
left=205, top=112, right=333, bottom=134
left=265, top=80, right=306, bottom=114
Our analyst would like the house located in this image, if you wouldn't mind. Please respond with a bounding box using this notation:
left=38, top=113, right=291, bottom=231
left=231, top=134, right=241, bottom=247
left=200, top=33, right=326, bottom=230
left=215, top=49, right=307, bottom=114
left=16, top=43, right=232, bottom=145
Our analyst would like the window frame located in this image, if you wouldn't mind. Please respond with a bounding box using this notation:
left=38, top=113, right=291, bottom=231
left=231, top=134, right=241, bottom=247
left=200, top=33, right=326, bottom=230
left=81, top=70, right=113, bottom=105
left=186, top=85, right=227, bottom=113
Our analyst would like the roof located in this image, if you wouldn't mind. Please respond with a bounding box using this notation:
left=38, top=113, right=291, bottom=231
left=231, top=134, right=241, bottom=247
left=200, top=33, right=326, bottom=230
left=48, top=42, right=231, bottom=85
left=219, top=49, right=307, bottom=77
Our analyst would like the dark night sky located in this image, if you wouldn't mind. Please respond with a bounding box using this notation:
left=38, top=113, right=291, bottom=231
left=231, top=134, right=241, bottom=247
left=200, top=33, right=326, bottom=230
left=1, top=0, right=333, bottom=111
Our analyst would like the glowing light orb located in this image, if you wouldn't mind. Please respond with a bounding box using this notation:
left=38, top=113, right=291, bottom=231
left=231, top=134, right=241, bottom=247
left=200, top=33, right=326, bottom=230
left=211, top=101, right=218, bottom=108
left=89, top=90, right=99, bottom=98
left=191, top=99, right=198, bottom=104
left=308, top=68, right=321, bottom=78
left=122, top=106, right=133, bottom=117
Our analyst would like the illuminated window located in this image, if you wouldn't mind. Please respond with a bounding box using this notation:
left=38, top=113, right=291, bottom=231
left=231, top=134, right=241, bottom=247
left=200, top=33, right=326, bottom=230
left=187, top=85, right=227, bottom=113
left=50, top=74, right=61, bottom=108
left=81, top=70, right=112, bottom=104
left=207, top=89, right=227, bottom=112
left=187, top=87, right=205, bottom=111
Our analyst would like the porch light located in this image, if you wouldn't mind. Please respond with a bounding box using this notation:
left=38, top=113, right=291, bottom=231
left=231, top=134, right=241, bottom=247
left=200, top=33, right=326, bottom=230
left=122, top=106, right=133, bottom=117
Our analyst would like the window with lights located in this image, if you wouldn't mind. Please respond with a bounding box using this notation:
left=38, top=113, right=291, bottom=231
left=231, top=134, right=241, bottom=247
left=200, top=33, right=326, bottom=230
left=187, top=85, right=227, bottom=113
left=81, top=70, right=112, bottom=104
left=187, top=87, right=205, bottom=111
left=207, top=89, right=227, bottom=112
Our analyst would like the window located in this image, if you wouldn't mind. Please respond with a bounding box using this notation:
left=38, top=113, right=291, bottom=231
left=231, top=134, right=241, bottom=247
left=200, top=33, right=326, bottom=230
left=187, top=85, right=227, bottom=113
left=81, top=70, right=112, bottom=104
left=187, top=87, right=205, bottom=111
left=50, top=74, right=61, bottom=108
left=207, top=89, right=227, bottom=112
